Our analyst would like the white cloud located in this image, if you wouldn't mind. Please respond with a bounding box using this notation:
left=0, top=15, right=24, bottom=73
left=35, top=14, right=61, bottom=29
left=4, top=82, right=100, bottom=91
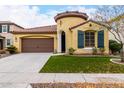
left=65, top=6, right=97, bottom=18
left=0, top=5, right=57, bottom=28
left=0, top=5, right=97, bottom=28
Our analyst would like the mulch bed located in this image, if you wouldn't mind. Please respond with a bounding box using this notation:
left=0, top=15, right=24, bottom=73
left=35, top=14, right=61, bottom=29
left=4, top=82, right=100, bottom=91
left=31, top=82, right=124, bottom=88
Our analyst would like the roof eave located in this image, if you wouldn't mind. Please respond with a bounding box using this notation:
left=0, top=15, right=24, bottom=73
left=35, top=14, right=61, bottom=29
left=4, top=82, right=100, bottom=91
left=70, top=20, right=110, bottom=30
left=10, top=31, right=57, bottom=34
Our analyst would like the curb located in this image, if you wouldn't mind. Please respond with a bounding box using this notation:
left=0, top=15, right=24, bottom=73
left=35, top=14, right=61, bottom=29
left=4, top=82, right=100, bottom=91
left=110, top=58, right=124, bottom=65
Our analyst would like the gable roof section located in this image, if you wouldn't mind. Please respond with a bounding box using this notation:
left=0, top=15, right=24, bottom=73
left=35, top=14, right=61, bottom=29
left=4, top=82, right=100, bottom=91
left=0, top=21, right=24, bottom=29
left=11, top=25, right=57, bottom=34
left=69, top=20, right=110, bottom=30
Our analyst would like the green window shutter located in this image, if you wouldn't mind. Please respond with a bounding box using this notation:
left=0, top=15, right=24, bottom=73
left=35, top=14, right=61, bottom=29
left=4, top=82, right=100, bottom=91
left=98, top=30, right=104, bottom=48
left=0, top=25, right=2, bottom=33
left=78, top=30, right=84, bottom=48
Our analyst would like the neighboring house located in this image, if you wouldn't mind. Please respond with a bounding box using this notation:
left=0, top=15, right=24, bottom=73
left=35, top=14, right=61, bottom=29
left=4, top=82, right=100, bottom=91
left=12, top=11, right=109, bottom=54
left=108, top=14, right=124, bottom=42
left=108, top=15, right=124, bottom=55
left=0, top=21, right=24, bottom=49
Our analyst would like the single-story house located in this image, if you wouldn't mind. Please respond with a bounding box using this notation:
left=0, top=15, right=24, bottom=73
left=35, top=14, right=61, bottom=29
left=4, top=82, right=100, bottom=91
left=12, top=11, right=110, bottom=54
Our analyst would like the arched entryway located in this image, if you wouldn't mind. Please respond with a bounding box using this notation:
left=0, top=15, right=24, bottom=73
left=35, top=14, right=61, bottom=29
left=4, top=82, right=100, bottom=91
left=61, top=31, right=66, bottom=52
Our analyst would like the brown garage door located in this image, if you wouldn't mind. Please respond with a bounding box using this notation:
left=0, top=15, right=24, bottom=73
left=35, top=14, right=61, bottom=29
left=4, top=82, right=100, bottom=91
left=22, top=38, right=54, bottom=53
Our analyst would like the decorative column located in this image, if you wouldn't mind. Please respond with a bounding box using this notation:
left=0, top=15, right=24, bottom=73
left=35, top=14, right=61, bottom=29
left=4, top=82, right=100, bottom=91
left=57, top=32, right=61, bottom=53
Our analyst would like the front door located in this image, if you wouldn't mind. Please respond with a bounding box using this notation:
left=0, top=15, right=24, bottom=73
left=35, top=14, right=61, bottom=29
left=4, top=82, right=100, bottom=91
left=0, top=39, right=3, bottom=49
left=61, top=31, right=66, bottom=52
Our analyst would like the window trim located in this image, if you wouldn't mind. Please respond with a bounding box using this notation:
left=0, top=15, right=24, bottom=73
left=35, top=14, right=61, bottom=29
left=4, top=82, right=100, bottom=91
left=85, top=31, right=95, bottom=48
left=2, top=25, right=8, bottom=33
left=6, top=39, right=11, bottom=46
left=84, top=47, right=93, bottom=49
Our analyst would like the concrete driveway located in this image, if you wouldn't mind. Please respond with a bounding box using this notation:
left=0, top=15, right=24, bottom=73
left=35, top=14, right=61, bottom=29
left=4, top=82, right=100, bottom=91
left=0, top=53, right=52, bottom=88
left=0, top=53, right=52, bottom=72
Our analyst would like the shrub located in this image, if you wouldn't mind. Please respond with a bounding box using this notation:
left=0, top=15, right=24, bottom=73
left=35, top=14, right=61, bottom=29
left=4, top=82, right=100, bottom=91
left=6, top=45, right=17, bottom=54
left=68, top=48, right=75, bottom=55
left=92, top=47, right=98, bottom=55
left=109, top=40, right=122, bottom=54
left=99, top=48, right=105, bottom=55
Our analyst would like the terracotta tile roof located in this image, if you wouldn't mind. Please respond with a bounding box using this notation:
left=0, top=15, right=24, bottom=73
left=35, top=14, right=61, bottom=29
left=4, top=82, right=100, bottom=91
left=54, top=11, right=88, bottom=22
left=69, top=20, right=110, bottom=30
left=0, top=21, right=13, bottom=24
left=0, top=21, right=24, bottom=29
left=11, top=25, right=57, bottom=34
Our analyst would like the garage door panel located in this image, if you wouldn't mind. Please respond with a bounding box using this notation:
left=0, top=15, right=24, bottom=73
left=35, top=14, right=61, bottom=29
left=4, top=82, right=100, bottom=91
left=22, top=38, right=54, bottom=52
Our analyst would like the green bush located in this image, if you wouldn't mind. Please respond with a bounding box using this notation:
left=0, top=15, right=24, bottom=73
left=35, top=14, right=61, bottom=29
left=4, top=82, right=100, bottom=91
left=109, top=40, right=122, bottom=54
left=92, top=47, right=98, bottom=55
left=68, top=48, right=75, bottom=55
left=6, top=45, right=17, bottom=54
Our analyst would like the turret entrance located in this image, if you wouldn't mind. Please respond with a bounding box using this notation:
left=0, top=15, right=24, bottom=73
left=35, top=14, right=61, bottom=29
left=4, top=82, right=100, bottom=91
left=61, top=31, right=66, bottom=52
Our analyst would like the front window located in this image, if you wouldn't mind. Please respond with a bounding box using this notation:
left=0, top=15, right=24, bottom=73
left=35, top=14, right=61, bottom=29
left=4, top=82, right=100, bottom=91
left=7, top=39, right=11, bottom=46
left=85, top=32, right=95, bottom=47
left=2, top=25, right=8, bottom=33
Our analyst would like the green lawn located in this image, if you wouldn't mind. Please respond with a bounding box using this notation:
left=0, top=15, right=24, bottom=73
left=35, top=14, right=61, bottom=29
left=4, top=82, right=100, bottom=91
left=40, top=55, right=124, bottom=73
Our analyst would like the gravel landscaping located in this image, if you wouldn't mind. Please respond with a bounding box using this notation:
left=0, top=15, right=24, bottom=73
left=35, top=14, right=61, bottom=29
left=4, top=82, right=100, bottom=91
left=31, top=82, right=124, bottom=88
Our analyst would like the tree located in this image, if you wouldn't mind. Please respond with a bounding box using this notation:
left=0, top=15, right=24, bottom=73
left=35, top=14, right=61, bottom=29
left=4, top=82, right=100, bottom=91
left=94, top=5, right=124, bottom=62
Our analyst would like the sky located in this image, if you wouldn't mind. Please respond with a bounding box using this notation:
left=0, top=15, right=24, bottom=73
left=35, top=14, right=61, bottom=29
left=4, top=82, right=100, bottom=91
left=0, top=5, right=98, bottom=28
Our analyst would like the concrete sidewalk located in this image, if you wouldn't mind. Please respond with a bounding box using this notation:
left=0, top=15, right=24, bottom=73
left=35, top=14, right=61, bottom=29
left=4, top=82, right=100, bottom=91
left=0, top=73, right=124, bottom=88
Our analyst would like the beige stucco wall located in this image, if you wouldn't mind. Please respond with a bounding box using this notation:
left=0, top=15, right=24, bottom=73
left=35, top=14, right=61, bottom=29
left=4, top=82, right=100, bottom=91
left=13, top=34, right=57, bottom=52
left=71, top=21, right=109, bottom=54
left=56, top=17, right=109, bottom=54
left=0, top=24, right=24, bottom=47
left=109, top=31, right=117, bottom=41
left=109, top=30, right=123, bottom=43
left=57, top=17, right=86, bottom=53
left=10, top=25, right=24, bottom=31
left=0, top=33, right=13, bottom=47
